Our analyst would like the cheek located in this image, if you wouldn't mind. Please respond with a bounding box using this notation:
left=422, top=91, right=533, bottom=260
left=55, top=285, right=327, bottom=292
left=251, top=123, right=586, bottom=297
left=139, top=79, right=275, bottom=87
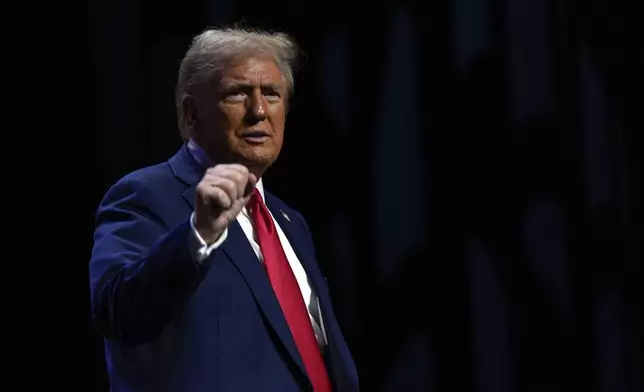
left=213, top=106, right=245, bottom=130
left=268, top=106, right=286, bottom=129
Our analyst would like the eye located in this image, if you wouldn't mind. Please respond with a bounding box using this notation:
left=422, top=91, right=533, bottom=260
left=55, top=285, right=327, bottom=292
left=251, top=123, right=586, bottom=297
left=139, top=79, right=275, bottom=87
left=264, top=91, right=281, bottom=102
left=223, top=92, right=246, bottom=102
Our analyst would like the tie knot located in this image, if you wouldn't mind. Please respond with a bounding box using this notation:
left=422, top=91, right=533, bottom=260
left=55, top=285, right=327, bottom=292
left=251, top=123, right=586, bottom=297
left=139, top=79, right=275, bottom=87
left=250, top=187, right=262, bottom=202
left=247, top=188, right=263, bottom=213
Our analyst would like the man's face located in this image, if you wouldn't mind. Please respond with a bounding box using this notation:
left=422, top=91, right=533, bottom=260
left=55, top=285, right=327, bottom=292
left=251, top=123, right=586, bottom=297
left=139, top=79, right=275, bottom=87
left=189, top=56, right=287, bottom=175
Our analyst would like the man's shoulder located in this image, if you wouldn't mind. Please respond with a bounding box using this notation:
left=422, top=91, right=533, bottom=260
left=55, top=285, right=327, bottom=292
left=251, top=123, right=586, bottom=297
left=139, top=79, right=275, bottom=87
left=118, top=161, right=175, bottom=188
left=100, top=161, right=178, bottom=205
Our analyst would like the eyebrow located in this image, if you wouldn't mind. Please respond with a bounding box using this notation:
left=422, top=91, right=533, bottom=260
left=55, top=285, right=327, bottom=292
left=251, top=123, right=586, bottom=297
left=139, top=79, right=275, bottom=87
left=219, top=79, right=283, bottom=91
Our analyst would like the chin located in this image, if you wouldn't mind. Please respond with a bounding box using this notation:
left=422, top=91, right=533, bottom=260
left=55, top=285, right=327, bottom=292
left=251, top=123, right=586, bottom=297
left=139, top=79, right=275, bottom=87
left=236, top=148, right=278, bottom=171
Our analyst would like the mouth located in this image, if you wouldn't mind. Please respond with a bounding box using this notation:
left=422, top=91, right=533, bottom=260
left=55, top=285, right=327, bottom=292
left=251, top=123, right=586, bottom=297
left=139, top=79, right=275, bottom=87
left=240, top=130, right=270, bottom=144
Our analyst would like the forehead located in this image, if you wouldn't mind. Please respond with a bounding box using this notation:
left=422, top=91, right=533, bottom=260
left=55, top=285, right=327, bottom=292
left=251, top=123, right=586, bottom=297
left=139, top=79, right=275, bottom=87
left=218, top=56, right=284, bottom=87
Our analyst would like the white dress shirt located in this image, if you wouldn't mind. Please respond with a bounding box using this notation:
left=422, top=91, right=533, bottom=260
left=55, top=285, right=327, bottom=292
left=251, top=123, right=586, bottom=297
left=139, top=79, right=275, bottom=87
left=186, top=140, right=327, bottom=347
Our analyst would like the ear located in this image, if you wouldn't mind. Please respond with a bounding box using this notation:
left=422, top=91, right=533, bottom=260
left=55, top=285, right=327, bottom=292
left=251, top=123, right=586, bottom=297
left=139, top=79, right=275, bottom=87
left=181, top=94, right=199, bottom=127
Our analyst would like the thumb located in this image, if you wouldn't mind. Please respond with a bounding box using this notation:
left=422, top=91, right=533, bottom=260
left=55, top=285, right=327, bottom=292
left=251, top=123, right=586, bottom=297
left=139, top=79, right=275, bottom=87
left=244, top=173, right=258, bottom=197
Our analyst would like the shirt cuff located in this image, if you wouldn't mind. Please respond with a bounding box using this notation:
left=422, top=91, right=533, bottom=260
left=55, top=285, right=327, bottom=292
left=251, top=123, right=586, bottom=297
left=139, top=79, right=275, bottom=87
left=189, top=212, right=228, bottom=263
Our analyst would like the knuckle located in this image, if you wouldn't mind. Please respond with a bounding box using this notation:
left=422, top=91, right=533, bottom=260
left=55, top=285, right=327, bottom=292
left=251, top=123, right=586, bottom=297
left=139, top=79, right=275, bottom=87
left=215, top=179, right=237, bottom=198
left=196, top=182, right=208, bottom=194
left=219, top=177, right=235, bottom=189
left=230, top=171, right=244, bottom=184
left=212, top=186, right=226, bottom=199
left=208, top=188, right=224, bottom=203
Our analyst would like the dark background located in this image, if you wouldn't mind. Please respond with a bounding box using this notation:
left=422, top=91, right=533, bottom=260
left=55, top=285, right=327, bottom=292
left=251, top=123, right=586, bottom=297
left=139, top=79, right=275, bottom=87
left=43, top=0, right=642, bottom=390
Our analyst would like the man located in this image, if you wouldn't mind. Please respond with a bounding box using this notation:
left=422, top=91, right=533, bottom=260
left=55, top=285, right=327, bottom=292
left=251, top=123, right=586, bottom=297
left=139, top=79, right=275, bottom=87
left=89, top=27, right=358, bottom=392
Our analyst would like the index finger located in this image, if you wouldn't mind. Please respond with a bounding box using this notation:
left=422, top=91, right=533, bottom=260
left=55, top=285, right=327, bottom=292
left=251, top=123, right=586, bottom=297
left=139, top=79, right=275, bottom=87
left=225, top=164, right=249, bottom=176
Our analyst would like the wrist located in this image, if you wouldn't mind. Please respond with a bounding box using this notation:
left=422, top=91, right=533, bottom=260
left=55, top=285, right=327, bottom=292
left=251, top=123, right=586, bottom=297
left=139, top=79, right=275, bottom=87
left=197, top=226, right=223, bottom=245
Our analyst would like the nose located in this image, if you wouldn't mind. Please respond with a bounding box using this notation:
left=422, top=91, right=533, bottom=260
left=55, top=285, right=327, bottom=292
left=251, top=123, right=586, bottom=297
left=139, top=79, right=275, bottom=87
left=245, top=90, right=267, bottom=124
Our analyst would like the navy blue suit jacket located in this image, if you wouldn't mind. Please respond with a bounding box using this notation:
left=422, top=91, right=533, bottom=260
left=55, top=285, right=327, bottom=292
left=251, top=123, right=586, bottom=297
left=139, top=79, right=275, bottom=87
left=89, top=145, right=359, bottom=392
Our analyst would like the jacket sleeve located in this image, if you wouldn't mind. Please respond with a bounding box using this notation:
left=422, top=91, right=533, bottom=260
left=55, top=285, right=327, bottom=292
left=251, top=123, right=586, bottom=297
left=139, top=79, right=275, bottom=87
left=89, top=177, right=208, bottom=346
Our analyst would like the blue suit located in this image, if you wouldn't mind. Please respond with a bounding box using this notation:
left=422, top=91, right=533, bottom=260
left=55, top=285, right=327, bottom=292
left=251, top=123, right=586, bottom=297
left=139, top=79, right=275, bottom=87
left=89, top=145, right=359, bottom=391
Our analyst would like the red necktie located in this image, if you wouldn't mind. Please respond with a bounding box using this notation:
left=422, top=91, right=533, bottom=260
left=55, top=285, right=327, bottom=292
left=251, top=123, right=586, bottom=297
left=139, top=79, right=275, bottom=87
left=247, top=189, right=331, bottom=392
